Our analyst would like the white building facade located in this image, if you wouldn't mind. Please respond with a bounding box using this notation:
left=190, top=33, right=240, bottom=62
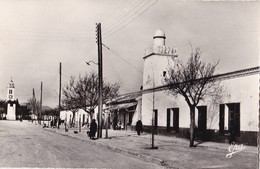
left=141, top=29, right=259, bottom=145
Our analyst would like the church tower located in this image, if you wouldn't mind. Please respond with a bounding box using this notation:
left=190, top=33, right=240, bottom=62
left=6, top=79, right=16, bottom=120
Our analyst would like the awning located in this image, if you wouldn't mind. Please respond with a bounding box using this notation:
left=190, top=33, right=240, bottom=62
left=107, top=102, right=137, bottom=111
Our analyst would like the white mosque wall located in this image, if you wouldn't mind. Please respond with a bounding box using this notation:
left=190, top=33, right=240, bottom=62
left=141, top=73, right=259, bottom=132
left=141, top=29, right=258, bottom=134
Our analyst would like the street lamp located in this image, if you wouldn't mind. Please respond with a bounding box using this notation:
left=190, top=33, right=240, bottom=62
left=86, top=61, right=98, bottom=66
left=86, top=58, right=103, bottom=139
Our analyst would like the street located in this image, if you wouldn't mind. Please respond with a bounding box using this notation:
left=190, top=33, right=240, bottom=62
left=0, top=121, right=163, bottom=169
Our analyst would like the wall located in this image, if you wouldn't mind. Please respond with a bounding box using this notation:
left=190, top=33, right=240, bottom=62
left=141, top=73, right=259, bottom=132
left=131, top=96, right=142, bottom=125
left=143, top=54, right=175, bottom=90
left=6, top=103, right=16, bottom=120
left=60, top=107, right=100, bottom=125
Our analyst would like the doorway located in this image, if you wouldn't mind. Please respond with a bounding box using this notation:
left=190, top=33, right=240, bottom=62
left=227, top=103, right=240, bottom=143
left=197, top=106, right=207, bottom=132
left=153, top=109, right=158, bottom=131
left=219, top=104, right=225, bottom=134
left=166, top=108, right=179, bottom=133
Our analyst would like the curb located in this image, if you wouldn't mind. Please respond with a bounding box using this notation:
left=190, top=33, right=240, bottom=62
left=26, top=121, right=257, bottom=155
left=138, top=135, right=258, bottom=154
left=43, top=128, right=176, bottom=169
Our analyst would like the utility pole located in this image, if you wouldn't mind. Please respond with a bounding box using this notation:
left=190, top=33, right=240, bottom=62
left=96, top=23, right=103, bottom=138
left=257, top=79, right=260, bottom=169
left=151, top=71, right=158, bottom=149
left=40, top=82, right=43, bottom=125
left=105, top=112, right=108, bottom=139
left=58, top=62, right=62, bottom=129
left=32, top=88, right=36, bottom=124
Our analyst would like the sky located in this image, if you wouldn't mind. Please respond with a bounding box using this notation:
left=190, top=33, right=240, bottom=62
left=0, top=0, right=259, bottom=108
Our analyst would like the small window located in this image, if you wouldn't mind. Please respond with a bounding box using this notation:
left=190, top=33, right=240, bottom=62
left=9, top=90, right=12, bottom=94
left=163, top=71, right=166, bottom=77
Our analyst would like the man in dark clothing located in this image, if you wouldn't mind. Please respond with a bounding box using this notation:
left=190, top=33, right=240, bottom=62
left=89, top=119, right=97, bottom=139
left=113, top=118, right=117, bottom=130
left=136, top=120, right=143, bottom=135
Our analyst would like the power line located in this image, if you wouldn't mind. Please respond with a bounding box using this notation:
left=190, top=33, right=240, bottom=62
left=0, top=34, right=94, bottom=42
left=103, top=0, right=159, bottom=38
left=101, top=0, right=133, bottom=27
left=103, top=0, right=147, bottom=31
left=102, top=43, right=143, bottom=73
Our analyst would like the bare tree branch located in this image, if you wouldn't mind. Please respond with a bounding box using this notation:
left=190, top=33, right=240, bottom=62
left=62, top=72, right=120, bottom=120
left=164, top=47, right=222, bottom=147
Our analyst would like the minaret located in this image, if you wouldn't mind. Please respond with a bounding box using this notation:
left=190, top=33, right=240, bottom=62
left=6, top=79, right=16, bottom=120
left=143, top=29, right=178, bottom=89
left=141, top=29, right=178, bottom=127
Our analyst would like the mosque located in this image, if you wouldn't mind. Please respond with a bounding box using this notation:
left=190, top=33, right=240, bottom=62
left=110, top=29, right=258, bottom=146
left=59, top=29, right=258, bottom=145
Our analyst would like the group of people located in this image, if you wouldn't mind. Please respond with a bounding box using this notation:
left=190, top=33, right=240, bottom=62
left=112, top=118, right=124, bottom=130
left=87, top=119, right=143, bottom=139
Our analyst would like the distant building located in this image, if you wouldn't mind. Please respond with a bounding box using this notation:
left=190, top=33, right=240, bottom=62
left=6, top=79, right=16, bottom=120
left=60, top=109, right=90, bottom=128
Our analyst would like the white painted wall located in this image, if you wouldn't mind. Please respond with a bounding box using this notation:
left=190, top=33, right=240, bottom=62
left=6, top=103, right=16, bottom=120
left=141, top=73, right=259, bottom=132
left=60, top=107, right=100, bottom=125
left=221, top=74, right=258, bottom=131
left=143, top=54, right=175, bottom=90
left=132, top=96, right=142, bottom=125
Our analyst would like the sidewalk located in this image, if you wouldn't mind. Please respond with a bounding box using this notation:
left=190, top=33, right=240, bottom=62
left=26, top=121, right=258, bottom=169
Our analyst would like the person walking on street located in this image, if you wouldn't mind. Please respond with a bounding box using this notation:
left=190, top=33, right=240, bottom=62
left=112, top=118, right=117, bottom=130
left=89, top=119, right=97, bottom=139
left=136, top=120, right=143, bottom=135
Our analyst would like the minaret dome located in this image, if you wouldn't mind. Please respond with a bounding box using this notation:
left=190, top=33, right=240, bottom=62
left=153, top=29, right=166, bottom=46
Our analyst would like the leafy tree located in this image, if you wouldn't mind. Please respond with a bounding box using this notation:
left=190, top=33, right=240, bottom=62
left=164, top=48, right=222, bottom=147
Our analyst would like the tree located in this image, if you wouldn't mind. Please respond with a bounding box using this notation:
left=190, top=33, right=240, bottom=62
left=164, top=48, right=222, bottom=147
left=0, top=99, right=6, bottom=119
left=15, top=99, right=21, bottom=119
left=76, top=73, right=99, bottom=120
left=28, top=97, right=40, bottom=120
left=62, top=72, right=120, bottom=122
left=62, top=76, right=80, bottom=126
left=17, top=104, right=31, bottom=120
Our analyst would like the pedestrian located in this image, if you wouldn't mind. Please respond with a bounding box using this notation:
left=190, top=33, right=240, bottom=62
left=117, top=120, right=122, bottom=130
left=89, top=119, right=97, bottom=139
left=136, top=120, right=143, bottom=135
left=113, top=118, right=117, bottom=130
